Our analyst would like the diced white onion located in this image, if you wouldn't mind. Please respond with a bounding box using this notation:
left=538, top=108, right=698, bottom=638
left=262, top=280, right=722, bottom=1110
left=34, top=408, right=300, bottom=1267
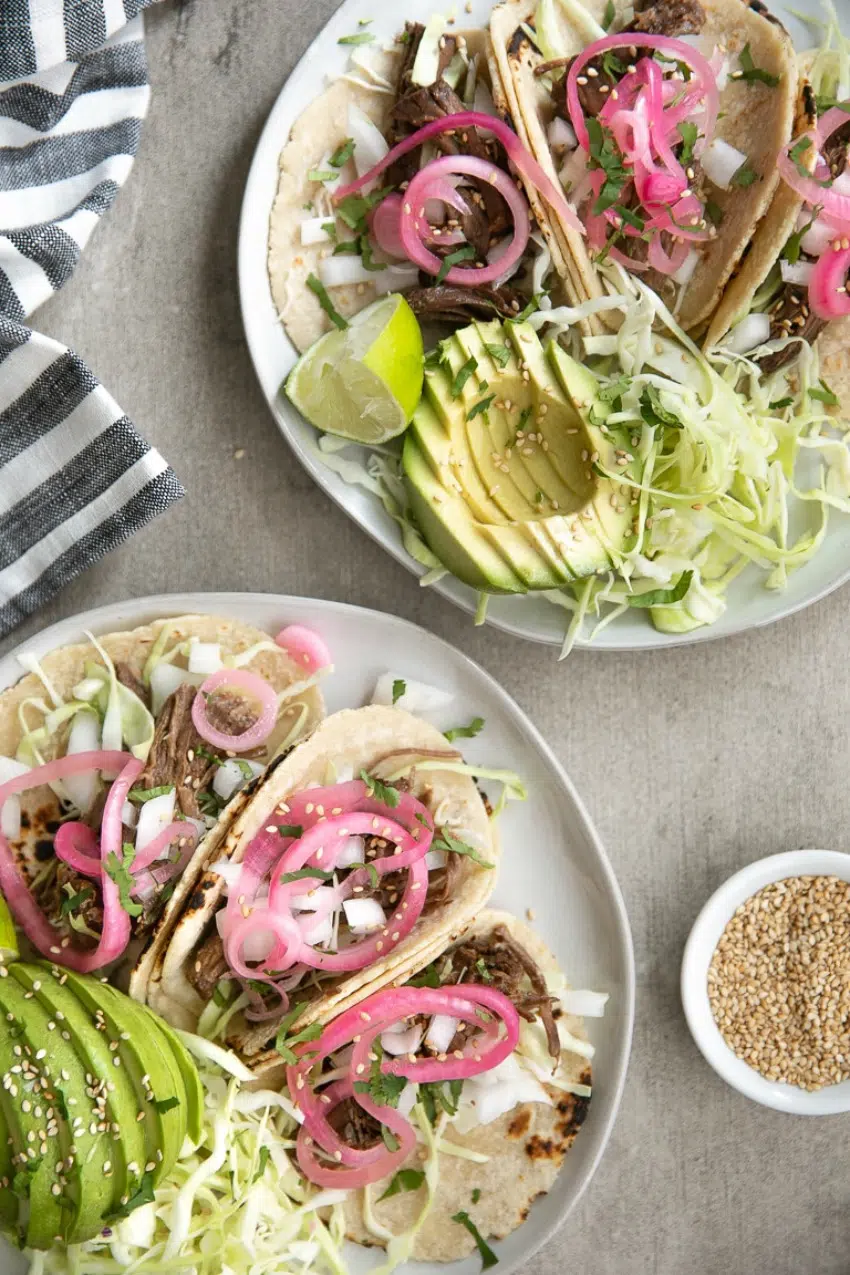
left=425, top=848, right=448, bottom=871
left=210, top=859, right=242, bottom=893
left=424, top=1014, right=458, bottom=1055
left=150, top=662, right=202, bottom=716
left=700, top=137, right=748, bottom=191
left=342, top=897, right=386, bottom=933
left=1, top=795, right=20, bottom=840
left=135, top=788, right=177, bottom=853
left=336, top=834, right=366, bottom=868
left=187, top=641, right=223, bottom=675
left=672, top=247, right=700, bottom=285
left=318, top=255, right=383, bottom=288
left=213, top=758, right=263, bottom=803
left=371, top=264, right=421, bottom=296
left=410, top=13, right=444, bottom=87
left=371, top=672, right=454, bottom=714
left=800, top=213, right=835, bottom=257
left=560, top=988, right=609, bottom=1018
left=64, top=710, right=102, bottom=813
left=348, top=104, right=389, bottom=176
left=780, top=259, right=814, bottom=286
left=301, top=911, right=333, bottom=947
left=722, top=312, right=771, bottom=354
left=291, top=885, right=336, bottom=913
left=397, top=1081, right=419, bottom=1117
left=121, top=800, right=138, bottom=828
left=548, top=116, right=577, bottom=151
left=380, top=1023, right=425, bottom=1055
left=300, top=216, right=335, bottom=247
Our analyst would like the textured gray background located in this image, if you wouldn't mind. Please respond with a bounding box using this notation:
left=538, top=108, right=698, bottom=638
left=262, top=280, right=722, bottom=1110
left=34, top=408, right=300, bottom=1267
left=3, top=2, right=849, bottom=1271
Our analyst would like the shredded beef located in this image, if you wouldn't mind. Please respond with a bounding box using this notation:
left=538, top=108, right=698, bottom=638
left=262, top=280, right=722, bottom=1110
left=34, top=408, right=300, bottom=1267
left=449, top=924, right=561, bottom=1061
left=327, top=1097, right=384, bottom=1150
left=631, top=0, right=706, bottom=36
left=405, top=284, right=526, bottom=323
left=34, top=859, right=105, bottom=949
left=204, top=690, right=259, bottom=739
left=138, top=684, right=216, bottom=819
left=822, top=121, right=850, bottom=180
left=188, top=932, right=230, bottom=1001
left=116, top=661, right=150, bottom=710
left=758, top=286, right=828, bottom=373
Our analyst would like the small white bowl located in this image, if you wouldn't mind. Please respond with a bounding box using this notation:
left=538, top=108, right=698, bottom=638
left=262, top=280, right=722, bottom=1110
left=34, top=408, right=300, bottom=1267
left=681, top=849, right=850, bottom=1115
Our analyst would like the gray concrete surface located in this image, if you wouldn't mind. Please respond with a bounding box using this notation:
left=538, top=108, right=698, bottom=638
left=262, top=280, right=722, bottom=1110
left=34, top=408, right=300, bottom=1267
left=2, top=2, right=848, bottom=1271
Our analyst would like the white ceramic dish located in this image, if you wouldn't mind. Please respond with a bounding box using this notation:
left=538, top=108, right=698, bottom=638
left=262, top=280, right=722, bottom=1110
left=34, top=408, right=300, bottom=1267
left=0, top=592, right=634, bottom=1274
left=681, top=848, right=850, bottom=1115
left=237, top=0, right=850, bottom=652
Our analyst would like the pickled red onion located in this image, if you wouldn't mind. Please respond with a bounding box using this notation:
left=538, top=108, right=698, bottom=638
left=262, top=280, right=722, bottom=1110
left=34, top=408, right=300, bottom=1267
left=295, top=1078, right=416, bottom=1187
left=777, top=108, right=850, bottom=226
left=275, top=624, right=333, bottom=675
left=368, top=192, right=406, bottom=258
left=808, top=242, right=850, bottom=320
left=191, top=668, right=277, bottom=753
left=56, top=818, right=197, bottom=880
left=333, top=110, right=584, bottom=235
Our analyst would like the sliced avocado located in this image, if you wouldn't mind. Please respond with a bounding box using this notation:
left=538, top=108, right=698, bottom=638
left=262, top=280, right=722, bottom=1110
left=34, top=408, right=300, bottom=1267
left=0, top=974, right=72, bottom=1248
left=0, top=1088, right=19, bottom=1235
left=59, top=972, right=186, bottom=1188
left=405, top=319, right=632, bottom=592
left=148, top=1018, right=203, bottom=1147
left=9, top=963, right=130, bottom=1244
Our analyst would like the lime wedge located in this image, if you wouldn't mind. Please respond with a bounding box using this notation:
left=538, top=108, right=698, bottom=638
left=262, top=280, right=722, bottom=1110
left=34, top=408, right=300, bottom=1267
left=286, top=294, right=424, bottom=445
left=0, top=893, right=18, bottom=963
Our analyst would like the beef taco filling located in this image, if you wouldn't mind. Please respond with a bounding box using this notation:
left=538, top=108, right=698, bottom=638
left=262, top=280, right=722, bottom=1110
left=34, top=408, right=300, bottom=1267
left=190, top=760, right=495, bottom=1057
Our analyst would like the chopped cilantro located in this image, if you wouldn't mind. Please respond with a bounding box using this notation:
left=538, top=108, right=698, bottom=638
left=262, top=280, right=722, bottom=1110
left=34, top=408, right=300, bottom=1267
left=677, top=121, right=698, bottom=166
left=275, top=1019, right=322, bottom=1065
left=154, top=1096, right=180, bottom=1114
left=197, top=788, right=225, bottom=817
left=392, top=678, right=406, bottom=704
left=600, top=50, right=625, bottom=80
left=815, top=96, right=850, bottom=116
left=809, top=380, right=839, bottom=406
left=353, top=1045, right=408, bottom=1108
left=338, top=32, right=374, bottom=45
left=704, top=199, right=724, bottom=226
left=443, top=716, right=484, bottom=742
left=788, top=135, right=814, bottom=180
left=360, top=770, right=400, bottom=808
left=731, top=162, right=758, bottom=188
left=335, top=187, right=393, bottom=233
left=306, top=273, right=348, bottom=330
left=598, top=376, right=630, bottom=405
left=475, top=958, right=493, bottom=983
left=611, top=203, right=645, bottom=232
left=408, top=962, right=441, bottom=988
left=321, top=220, right=337, bottom=242
left=736, top=43, right=779, bottom=87
left=106, top=845, right=142, bottom=918
left=329, top=139, right=355, bottom=167
left=129, top=783, right=175, bottom=803
left=783, top=208, right=819, bottom=264
left=602, top=0, right=615, bottom=28
left=332, top=239, right=361, bottom=256
left=279, top=867, right=335, bottom=885
left=467, top=394, right=496, bottom=421
left=212, top=980, right=234, bottom=1008
left=115, top=1172, right=156, bottom=1220
left=517, top=405, right=533, bottom=433
left=769, top=397, right=794, bottom=411
left=345, top=861, right=380, bottom=888
left=379, top=1168, right=425, bottom=1201
left=277, top=824, right=304, bottom=838
left=253, top=1146, right=271, bottom=1183
left=485, top=342, right=512, bottom=367
left=60, top=885, right=94, bottom=918
left=436, top=244, right=477, bottom=284
left=640, top=384, right=681, bottom=429
left=586, top=117, right=630, bottom=214
left=420, top=1078, right=463, bottom=1121
left=359, top=236, right=386, bottom=272
left=515, top=293, right=542, bottom=322
left=433, top=830, right=494, bottom=869
left=628, top=570, right=694, bottom=608
left=452, top=1212, right=498, bottom=1269
left=307, top=168, right=337, bottom=183
left=451, top=356, right=479, bottom=397
left=425, top=343, right=448, bottom=371
left=471, top=1187, right=482, bottom=1203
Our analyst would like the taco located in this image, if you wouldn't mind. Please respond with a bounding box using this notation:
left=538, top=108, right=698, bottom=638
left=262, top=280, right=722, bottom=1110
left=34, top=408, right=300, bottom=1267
left=704, top=41, right=850, bottom=404
left=286, top=909, right=600, bottom=1263
left=491, top=0, right=798, bottom=333
left=0, top=614, right=324, bottom=986
left=137, top=705, right=499, bottom=1070
left=268, top=18, right=591, bottom=356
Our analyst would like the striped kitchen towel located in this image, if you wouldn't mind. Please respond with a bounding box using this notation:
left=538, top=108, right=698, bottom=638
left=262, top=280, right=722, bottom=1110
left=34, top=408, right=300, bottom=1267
left=0, top=2, right=182, bottom=638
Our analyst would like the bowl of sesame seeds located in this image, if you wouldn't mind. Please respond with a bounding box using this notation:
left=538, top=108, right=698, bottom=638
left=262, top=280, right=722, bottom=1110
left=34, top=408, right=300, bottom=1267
left=681, top=849, right=850, bottom=1114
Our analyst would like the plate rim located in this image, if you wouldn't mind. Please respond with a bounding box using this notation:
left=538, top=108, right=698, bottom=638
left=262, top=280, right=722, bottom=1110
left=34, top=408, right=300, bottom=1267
left=236, top=0, right=850, bottom=653
left=0, top=590, right=636, bottom=1270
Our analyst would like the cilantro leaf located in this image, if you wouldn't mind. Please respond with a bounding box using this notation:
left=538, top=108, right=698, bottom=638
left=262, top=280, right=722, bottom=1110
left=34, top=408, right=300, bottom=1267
left=736, top=43, right=779, bottom=87
left=379, top=1168, right=425, bottom=1201
left=106, top=845, right=143, bottom=918
left=128, top=784, right=175, bottom=803
left=815, top=96, right=850, bottom=116
left=677, top=121, right=698, bottom=166
left=471, top=1187, right=482, bottom=1203
left=788, top=135, right=813, bottom=180
left=586, top=117, right=630, bottom=214
left=516, top=405, right=533, bottom=433
left=329, top=139, right=355, bottom=167
left=391, top=678, right=406, bottom=705
left=353, top=1045, right=408, bottom=1109
left=154, top=1096, right=180, bottom=1114
left=485, top=342, right=512, bottom=368
left=381, top=1126, right=399, bottom=1152
left=452, top=1212, right=499, bottom=1270
left=277, top=824, right=304, bottom=839
left=731, top=162, right=758, bottom=188
left=769, top=396, right=794, bottom=411
left=338, top=32, right=374, bottom=45
left=275, top=1019, right=323, bottom=1065
left=598, top=376, right=630, bottom=406
left=253, top=1146, right=271, bottom=1183
left=332, top=239, right=360, bottom=256
left=198, top=788, right=225, bottom=817
left=451, top=356, right=479, bottom=397
left=425, top=343, right=449, bottom=371
left=335, top=187, right=393, bottom=232
left=809, top=380, right=839, bottom=406
left=307, top=168, right=337, bottom=183
left=360, top=770, right=400, bottom=808
left=306, top=274, right=348, bottom=330
left=628, top=570, right=694, bottom=608
left=434, top=831, right=494, bottom=869
left=783, top=207, right=819, bottom=265
left=212, top=979, right=234, bottom=1008
left=515, top=293, right=543, bottom=322
left=279, top=867, right=335, bottom=885
left=467, top=394, right=496, bottom=421
left=475, top=958, right=493, bottom=983
left=60, top=886, right=94, bottom=918
left=611, top=203, right=645, bottom=232
left=408, top=962, right=441, bottom=988
left=436, top=244, right=477, bottom=285
left=602, top=0, right=615, bottom=29
left=640, top=384, right=681, bottom=429
left=444, top=716, right=484, bottom=742
left=704, top=199, right=724, bottom=226
left=345, top=861, right=380, bottom=888
left=115, top=1172, right=156, bottom=1220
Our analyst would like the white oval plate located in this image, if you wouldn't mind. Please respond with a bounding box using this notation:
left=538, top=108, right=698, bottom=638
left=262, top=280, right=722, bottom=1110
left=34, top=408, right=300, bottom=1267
left=0, top=592, right=633, bottom=1274
left=238, top=0, right=850, bottom=651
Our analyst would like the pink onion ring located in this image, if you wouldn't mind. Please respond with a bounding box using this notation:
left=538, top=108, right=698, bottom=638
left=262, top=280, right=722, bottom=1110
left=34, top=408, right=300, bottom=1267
left=295, top=1078, right=416, bottom=1186
left=191, top=668, right=277, bottom=753
left=54, top=821, right=101, bottom=878
left=808, top=241, right=850, bottom=320
left=368, top=193, right=406, bottom=258
left=275, top=624, right=332, bottom=675
left=333, top=110, right=584, bottom=235
left=777, top=107, right=850, bottom=225
left=400, top=155, right=529, bottom=285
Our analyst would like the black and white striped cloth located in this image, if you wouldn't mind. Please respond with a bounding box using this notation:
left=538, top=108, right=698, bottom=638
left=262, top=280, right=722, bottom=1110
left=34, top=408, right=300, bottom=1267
left=0, top=2, right=182, bottom=638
